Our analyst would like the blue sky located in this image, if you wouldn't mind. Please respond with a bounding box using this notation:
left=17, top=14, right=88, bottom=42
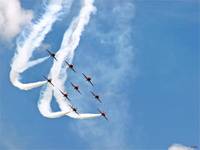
left=0, top=0, right=199, bottom=149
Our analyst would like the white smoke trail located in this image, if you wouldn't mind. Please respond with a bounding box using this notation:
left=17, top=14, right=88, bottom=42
left=38, top=0, right=101, bottom=119
left=10, top=0, right=100, bottom=119
left=10, top=0, right=72, bottom=90
left=168, top=144, right=194, bottom=150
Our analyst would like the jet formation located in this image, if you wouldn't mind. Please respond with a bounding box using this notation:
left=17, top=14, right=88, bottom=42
left=45, top=51, right=108, bottom=120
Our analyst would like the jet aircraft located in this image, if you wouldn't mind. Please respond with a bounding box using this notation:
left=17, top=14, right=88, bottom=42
left=65, top=61, right=76, bottom=72
left=91, top=91, right=102, bottom=103
left=82, top=73, right=94, bottom=86
left=43, top=75, right=54, bottom=87
left=98, top=108, right=108, bottom=120
left=69, top=105, right=79, bottom=115
left=71, top=82, right=81, bottom=94
left=46, top=49, right=57, bottom=61
left=59, top=89, right=71, bottom=101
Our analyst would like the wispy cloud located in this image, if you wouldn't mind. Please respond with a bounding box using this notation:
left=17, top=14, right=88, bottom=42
left=0, top=0, right=33, bottom=41
left=168, top=144, right=195, bottom=150
left=71, top=0, right=136, bottom=149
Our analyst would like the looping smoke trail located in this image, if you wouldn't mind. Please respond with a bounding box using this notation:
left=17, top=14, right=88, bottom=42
left=38, top=0, right=101, bottom=119
left=10, top=0, right=101, bottom=119
left=10, top=0, right=70, bottom=90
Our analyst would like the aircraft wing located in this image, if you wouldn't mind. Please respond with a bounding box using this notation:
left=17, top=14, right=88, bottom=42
left=82, top=73, right=87, bottom=78
left=72, top=68, right=76, bottom=72
left=91, top=91, right=95, bottom=96
left=53, top=57, right=58, bottom=61
left=89, top=81, right=94, bottom=86
left=65, top=60, right=70, bottom=66
left=77, top=89, right=81, bottom=94
left=46, top=49, right=52, bottom=55
left=43, top=75, right=48, bottom=81
left=98, top=99, right=102, bottom=103
left=103, top=115, right=108, bottom=120
left=70, top=82, right=75, bottom=87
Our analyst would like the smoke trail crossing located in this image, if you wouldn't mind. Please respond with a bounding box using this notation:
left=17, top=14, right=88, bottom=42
left=38, top=0, right=101, bottom=119
left=10, top=0, right=101, bottom=119
left=10, top=0, right=71, bottom=90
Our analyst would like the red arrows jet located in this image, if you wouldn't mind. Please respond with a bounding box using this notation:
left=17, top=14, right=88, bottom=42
left=82, top=73, right=94, bottom=86
left=98, top=108, right=108, bottom=120
left=59, top=89, right=71, bottom=101
left=65, top=61, right=76, bottom=72
left=71, top=82, right=81, bottom=94
left=69, top=104, right=79, bottom=115
left=46, top=49, right=57, bottom=61
left=43, top=75, right=54, bottom=87
left=91, top=91, right=102, bottom=103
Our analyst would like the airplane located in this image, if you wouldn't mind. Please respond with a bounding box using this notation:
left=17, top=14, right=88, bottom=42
left=43, top=75, right=54, bottom=87
left=46, top=49, right=57, bottom=61
left=69, top=104, right=79, bottom=115
left=58, top=89, right=71, bottom=101
left=82, top=73, right=94, bottom=86
left=91, top=91, right=102, bottom=103
left=97, top=108, right=108, bottom=120
left=65, top=60, right=76, bottom=72
left=71, top=82, right=81, bottom=94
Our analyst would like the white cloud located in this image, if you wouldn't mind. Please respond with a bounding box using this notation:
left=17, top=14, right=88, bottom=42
left=168, top=144, right=195, bottom=150
left=0, top=0, right=33, bottom=40
left=71, top=1, right=136, bottom=149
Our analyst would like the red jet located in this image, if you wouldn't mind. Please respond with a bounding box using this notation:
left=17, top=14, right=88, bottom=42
left=98, top=108, right=108, bottom=120
left=65, top=61, right=76, bottom=72
left=46, top=49, right=57, bottom=61
left=91, top=91, right=102, bottom=103
left=43, top=75, right=54, bottom=87
left=59, top=89, right=71, bottom=101
left=82, top=73, right=94, bottom=86
left=69, top=104, right=79, bottom=115
left=71, top=82, right=81, bottom=94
